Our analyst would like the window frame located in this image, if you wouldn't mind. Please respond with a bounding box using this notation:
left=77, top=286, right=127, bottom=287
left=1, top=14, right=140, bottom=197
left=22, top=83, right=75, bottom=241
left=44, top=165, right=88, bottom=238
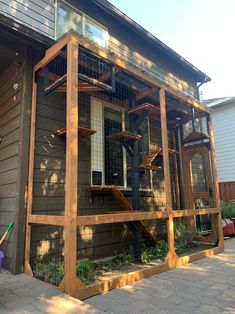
left=90, top=97, right=152, bottom=191
left=55, top=0, right=109, bottom=48
left=91, top=97, right=126, bottom=188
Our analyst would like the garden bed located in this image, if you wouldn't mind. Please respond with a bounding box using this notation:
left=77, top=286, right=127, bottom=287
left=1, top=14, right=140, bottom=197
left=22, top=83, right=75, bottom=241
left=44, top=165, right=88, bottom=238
left=32, top=222, right=214, bottom=286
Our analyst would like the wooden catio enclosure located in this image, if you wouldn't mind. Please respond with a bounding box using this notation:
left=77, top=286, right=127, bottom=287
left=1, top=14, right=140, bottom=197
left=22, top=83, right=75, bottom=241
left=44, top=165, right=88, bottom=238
left=25, top=33, right=224, bottom=300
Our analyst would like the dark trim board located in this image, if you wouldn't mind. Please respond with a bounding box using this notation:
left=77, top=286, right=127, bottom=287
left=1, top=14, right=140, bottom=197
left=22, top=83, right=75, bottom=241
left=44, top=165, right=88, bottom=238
left=0, top=31, right=33, bottom=273
left=13, top=46, right=32, bottom=274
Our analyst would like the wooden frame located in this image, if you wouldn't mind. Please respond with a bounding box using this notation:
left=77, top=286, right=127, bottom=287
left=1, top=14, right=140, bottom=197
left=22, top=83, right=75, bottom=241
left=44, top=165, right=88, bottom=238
left=24, top=33, right=224, bottom=300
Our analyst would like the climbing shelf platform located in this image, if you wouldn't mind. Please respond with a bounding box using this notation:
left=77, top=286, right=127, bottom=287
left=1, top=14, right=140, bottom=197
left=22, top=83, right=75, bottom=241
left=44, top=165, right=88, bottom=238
left=55, top=126, right=96, bottom=138
left=139, top=147, right=176, bottom=170
left=128, top=103, right=160, bottom=114
left=184, top=130, right=209, bottom=144
left=106, top=131, right=141, bottom=142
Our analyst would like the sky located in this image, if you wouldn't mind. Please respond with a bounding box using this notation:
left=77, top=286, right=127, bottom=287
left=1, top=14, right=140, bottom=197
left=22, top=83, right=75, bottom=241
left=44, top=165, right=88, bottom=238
left=109, top=0, right=235, bottom=100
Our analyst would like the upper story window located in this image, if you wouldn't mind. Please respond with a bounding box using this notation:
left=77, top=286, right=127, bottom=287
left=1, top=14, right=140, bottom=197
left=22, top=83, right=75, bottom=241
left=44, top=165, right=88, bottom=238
left=56, top=1, right=108, bottom=48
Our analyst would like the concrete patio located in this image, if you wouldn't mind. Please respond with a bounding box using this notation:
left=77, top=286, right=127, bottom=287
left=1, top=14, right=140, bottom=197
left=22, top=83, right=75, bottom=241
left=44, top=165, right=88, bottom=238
left=0, top=238, right=235, bottom=314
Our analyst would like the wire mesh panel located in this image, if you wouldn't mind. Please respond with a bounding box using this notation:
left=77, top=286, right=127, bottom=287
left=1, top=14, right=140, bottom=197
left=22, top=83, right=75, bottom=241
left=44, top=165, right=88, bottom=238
left=32, top=50, right=67, bottom=216
left=30, top=224, right=64, bottom=286
left=75, top=219, right=168, bottom=285
left=29, top=48, right=68, bottom=286
left=174, top=216, right=217, bottom=257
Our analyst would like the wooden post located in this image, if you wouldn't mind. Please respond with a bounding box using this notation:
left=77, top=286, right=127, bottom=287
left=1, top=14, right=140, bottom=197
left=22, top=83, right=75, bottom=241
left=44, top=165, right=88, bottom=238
left=24, top=75, right=37, bottom=276
left=64, top=40, right=79, bottom=294
left=159, top=88, right=177, bottom=265
left=208, top=113, right=224, bottom=250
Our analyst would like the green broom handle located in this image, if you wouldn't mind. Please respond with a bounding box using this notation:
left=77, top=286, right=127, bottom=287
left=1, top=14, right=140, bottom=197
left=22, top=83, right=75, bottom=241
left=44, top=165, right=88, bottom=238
left=0, top=222, right=14, bottom=245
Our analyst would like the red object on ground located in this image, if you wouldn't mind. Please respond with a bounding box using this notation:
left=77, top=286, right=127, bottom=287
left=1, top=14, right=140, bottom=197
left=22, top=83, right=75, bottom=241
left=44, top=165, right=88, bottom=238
left=222, top=219, right=235, bottom=237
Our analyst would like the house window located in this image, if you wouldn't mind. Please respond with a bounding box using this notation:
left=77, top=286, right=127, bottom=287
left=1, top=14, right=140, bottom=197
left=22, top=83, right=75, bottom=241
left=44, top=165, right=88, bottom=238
left=104, top=107, right=123, bottom=186
left=91, top=98, right=151, bottom=189
left=91, top=99, right=124, bottom=186
left=56, top=1, right=108, bottom=48
left=85, top=17, right=107, bottom=47
left=56, top=1, right=82, bottom=39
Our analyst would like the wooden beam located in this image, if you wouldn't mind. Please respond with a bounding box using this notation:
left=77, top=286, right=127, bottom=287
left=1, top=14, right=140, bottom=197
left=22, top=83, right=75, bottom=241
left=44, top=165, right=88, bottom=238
left=160, top=88, right=176, bottom=263
left=77, top=262, right=169, bottom=300
left=63, top=33, right=210, bottom=114
left=77, top=211, right=169, bottom=225
left=175, top=244, right=223, bottom=267
left=208, top=113, right=224, bottom=250
left=136, top=87, right=159, bottom=101
left=64, top=41, right=81, bottom=295
left=173, top=208, right=218, bottom=217
left=34, top=36, right=71, bottom=72
left=98, top=70, right=113, bottom=82
left=24, top=76, right=37, bottom=276
left=76, top=208, right=218, bottom=226
left=28, top=215, right=65, bottom=226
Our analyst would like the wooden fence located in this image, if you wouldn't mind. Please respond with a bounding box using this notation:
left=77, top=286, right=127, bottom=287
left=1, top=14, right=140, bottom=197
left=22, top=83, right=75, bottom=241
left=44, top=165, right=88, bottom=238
left=219, top=182, right=235, bottom=203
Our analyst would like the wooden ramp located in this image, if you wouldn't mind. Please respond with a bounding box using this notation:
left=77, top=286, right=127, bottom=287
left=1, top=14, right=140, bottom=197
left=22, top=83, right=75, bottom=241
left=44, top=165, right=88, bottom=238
left=140, top=147, right=176, bottom=171
left=89, top=186, right=156, bottom=246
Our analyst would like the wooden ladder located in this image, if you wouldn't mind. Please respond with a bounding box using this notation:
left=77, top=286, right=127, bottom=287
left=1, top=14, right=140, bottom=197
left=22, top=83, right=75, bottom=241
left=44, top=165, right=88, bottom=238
left=110, top=187, right=156, bottom=246
left=139, top=149, right=162, bottom=171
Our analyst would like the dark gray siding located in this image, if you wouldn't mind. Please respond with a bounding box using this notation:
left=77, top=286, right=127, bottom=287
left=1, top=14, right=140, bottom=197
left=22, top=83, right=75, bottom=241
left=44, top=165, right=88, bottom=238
left=0, top=62, right=23, bottom=271
left=0, top=0, right=55, bottom=39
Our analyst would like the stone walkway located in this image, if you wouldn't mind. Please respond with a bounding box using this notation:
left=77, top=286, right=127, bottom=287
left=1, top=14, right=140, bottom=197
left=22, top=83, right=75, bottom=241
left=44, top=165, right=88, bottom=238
left=85, top=238, right=235, bottom=313
left=0, top=238, right=235, bottom=313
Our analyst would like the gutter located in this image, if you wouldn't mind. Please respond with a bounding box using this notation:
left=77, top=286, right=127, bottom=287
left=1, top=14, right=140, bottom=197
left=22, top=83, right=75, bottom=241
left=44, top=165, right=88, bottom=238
left=196, top=77, right=211, bottom=101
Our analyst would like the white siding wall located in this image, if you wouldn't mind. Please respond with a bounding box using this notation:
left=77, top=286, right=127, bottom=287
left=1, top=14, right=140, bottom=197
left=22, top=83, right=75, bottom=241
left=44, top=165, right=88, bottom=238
left=0, top=0, right=55, bottom=38
left=212, top=103, right=235, bottom=182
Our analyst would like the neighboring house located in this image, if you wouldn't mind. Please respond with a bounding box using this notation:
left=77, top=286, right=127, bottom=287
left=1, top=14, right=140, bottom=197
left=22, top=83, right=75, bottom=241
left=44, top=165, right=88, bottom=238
left=0, top=0, right=223, bottom=297
left=205, top=97, right=235, bottom=202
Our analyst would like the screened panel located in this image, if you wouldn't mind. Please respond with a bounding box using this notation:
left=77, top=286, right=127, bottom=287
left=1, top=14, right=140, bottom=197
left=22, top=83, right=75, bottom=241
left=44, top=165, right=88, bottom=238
left=104, top=107, right=123, bottom=186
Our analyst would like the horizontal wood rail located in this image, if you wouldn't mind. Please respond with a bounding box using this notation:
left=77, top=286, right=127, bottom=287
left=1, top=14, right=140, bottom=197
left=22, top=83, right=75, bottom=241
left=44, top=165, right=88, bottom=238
left=34, top=33, right=210, bottom=114
left=28, top=214, right=65, bottom=226
left=27, top=208, right=219, bottom=227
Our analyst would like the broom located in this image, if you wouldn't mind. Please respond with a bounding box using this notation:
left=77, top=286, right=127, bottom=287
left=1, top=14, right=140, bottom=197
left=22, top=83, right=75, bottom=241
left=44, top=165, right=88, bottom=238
left=0, top=222, right=14, bottom=268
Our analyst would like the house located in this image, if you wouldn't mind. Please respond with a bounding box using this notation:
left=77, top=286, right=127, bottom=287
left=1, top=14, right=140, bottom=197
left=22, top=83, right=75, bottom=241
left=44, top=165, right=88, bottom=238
left=0, top=0, right=223, bottom=299
left=205, top=97, right=235, bottom=202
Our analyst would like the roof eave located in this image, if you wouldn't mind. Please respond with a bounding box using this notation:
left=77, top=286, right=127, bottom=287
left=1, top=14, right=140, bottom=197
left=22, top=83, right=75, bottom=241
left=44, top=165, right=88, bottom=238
left=94, top=0, right=211, bottom=82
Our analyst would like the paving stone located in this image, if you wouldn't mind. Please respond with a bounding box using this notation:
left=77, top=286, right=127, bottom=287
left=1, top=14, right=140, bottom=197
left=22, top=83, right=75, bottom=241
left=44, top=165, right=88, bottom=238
left=176, top=299, right=200, bottom=312
left=0, top=237, right=235, bottom=313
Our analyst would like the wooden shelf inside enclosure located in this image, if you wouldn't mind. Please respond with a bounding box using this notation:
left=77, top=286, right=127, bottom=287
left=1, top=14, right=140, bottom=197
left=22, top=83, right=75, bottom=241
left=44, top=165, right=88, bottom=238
left=184, top=130, right=209, bottom=144
left=128, top=103, right=160, bottom=114
left=55, top=126, right=96, bottom=138
left=106, top=131, right=141, bottom=142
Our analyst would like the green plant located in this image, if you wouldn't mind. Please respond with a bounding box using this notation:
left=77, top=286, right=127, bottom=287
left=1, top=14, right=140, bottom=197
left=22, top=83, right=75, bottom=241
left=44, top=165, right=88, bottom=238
left=95, top=252, right=134, bottom=271
left=221, top=201, right=235, bottom=218
left=76, top=259, right=96, bottom=285
left=174, top=222, right=197, bottom=254
left=33, top=260, right=64, bottom=286
left=141, top=240, right=168, bottom=263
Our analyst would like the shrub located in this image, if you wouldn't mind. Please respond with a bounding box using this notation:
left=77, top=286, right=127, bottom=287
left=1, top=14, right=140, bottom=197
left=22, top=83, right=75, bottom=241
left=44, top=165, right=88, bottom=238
left=174, top=222, right=197, bottom=254
left=221, top=201, right=235, bottom=218
left=76, top=259, right=96, bottom=285
left=95, top=252, right=134, bottom=271
left=141, top=240, right=168, bottom=263
left=33, top=260, right=64, bottom=286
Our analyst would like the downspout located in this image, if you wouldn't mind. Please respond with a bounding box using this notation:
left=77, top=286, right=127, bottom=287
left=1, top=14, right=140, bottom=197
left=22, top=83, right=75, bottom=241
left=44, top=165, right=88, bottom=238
left=196, top=77, right=211, bottom=101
